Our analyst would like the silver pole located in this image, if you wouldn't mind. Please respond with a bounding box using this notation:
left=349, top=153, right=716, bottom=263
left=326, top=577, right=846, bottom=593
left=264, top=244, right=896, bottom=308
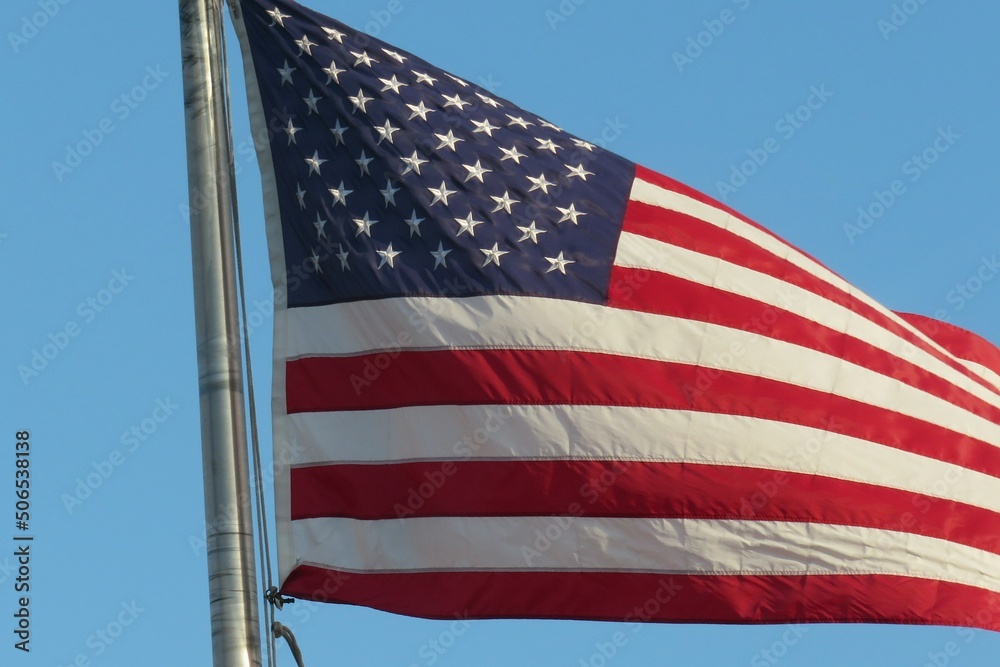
left=180, top=0, right=263, bottom=665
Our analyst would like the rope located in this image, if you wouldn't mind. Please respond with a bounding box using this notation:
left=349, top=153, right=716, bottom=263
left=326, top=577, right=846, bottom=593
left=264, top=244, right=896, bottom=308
left=273, top=622, right=306, bottom=667
left=217, top=3, right=277, bottom=664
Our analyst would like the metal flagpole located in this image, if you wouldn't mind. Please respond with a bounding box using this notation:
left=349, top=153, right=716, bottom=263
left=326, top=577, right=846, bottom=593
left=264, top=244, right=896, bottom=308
left=179, top=0, right=263, bottom=665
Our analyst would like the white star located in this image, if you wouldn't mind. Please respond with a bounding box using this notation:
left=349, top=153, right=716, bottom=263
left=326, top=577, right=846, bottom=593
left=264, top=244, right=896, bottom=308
left=499, top=145, right=527, bottom=164
left=296, top=183, right=307, bottom=210
left=507, top=115, right=534, bottom=129
left=322, top=60, right=346, bottom=84
left=351, top=50, right=379, bottom=67
left=329, top=119, right=349, bottom=145
left=379, top=75, right=407, bottom=94
left=277, top=60, right=296, bottom=85
left=556, top=203, right=586, bottom=225
left=572, top=138, right=596, bottom=152
left=305, top=151, right=327, bottom=176
left=491, top=191, right=519, bottom=214
left=480, top=243, right=509, bottom=267
left=355, top=151, right=374, bottom=176
left=446, top=73, right=469, bottom=87
left=434, top=130, right=463, bottom=151
left=526, top=173, right=555, bottom=194
left=545, top=252, right=575, bottom=274
left=313, top=212, right=328, bottom=239
left=283, top=119, right=301, bottom=145
left=309, top=249, right=322, bottom=273
left=383, top=48, right=407, bottom=63
left=322, top=26, right=345, bottom=42
left=540, top=119, right=562, bottom=131
left=454, top=212, right=484, bottom=237
left=348, top=88, right=373, bottom=114
left=295, top=35, right=317, bottom=56
left=442, top=93, right=470, bottom=111
left=430, top=242, right=452, bottom=269
left=353, top=211, right=379, bottom=237
left=404, top=211, right=425, bottom=237
left=566, top=163, right=594, bottom=180
left=536, top=137, right=561, bottom=153
left=329, top=181, right=353, bottom=207
left=380, top=179, right=400, bottom=206
left=376, top=243, right=402, bottom=269
left=476, top=92, right=501, bottom=108
left=335, top=244, right=350, bottom=270
left=406, top=101, right=434, bottom=121
left=413, top=71, right=438, bottom=86
left=302, top=89, right=321, bottom=115
left=374, top=119, right=400, bottom=145
left=401, top=151, right=428, bottom=175
left=427, top=181, right=457, bottom=207
left=462, top=160, right=492, bottom=183
left=471, top=118, right=500, bottom=136
left=266, top=7, right=290, bottom=26
left=517, top=222, right=546, bottom=243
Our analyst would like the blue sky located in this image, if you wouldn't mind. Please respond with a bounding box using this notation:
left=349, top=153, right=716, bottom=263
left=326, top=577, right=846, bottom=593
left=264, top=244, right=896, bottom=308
left=2, top=0, right=999, bottom=665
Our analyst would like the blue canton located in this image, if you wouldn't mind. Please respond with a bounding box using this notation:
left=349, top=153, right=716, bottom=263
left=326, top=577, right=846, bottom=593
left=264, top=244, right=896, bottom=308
left=240, top=0, right=635, bottom=308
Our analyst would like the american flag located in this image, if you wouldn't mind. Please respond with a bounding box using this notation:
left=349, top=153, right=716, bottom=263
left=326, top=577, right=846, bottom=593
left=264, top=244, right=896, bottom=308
left=234, top=0, right=1000, bottom=629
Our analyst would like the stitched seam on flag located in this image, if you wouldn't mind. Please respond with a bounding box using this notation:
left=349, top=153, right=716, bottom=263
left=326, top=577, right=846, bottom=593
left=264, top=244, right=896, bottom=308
left=611, top=236, right=1000, bottom=409
left=292, top=515, right=1000, bottom=572
left=287, top=456, right=977, bottom=505
left=287, top=352, right=1000, bottom=451
left=631, top=177, right=998, bottom=392
left=290, top=559, right=991, bottom=587
left=285, top=298, right=1000, bottom=441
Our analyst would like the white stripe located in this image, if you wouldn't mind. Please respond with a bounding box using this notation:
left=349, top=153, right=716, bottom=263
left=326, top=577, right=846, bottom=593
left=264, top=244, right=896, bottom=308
left=229, top=3, right=296, bottom=583
left=292, top=516, right=1000, bottom=592
left=630, top=177, right=982, bottom=378
left=289, top=405, right=1000, bottom=514
left=615, top=231, right=1000, bottom=407
left=286, top=297, right=1000, bottom=447
left=961, top=360, right=1000, bottom=393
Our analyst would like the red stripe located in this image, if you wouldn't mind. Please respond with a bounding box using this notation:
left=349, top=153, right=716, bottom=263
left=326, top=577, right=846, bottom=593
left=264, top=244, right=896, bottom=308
left=291, top=460, right=1000, bottom=554
left=621, top=193, right=999, bottom=395
left=899, top=312, right=1000, bottom=383
left=634, top=164, right=800, bottom=257
left=607, top=265, right=1000, bottom=428
left=282, top=565, right=1000, bottom=631
left=286, top=349, right=1000, bottom=478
